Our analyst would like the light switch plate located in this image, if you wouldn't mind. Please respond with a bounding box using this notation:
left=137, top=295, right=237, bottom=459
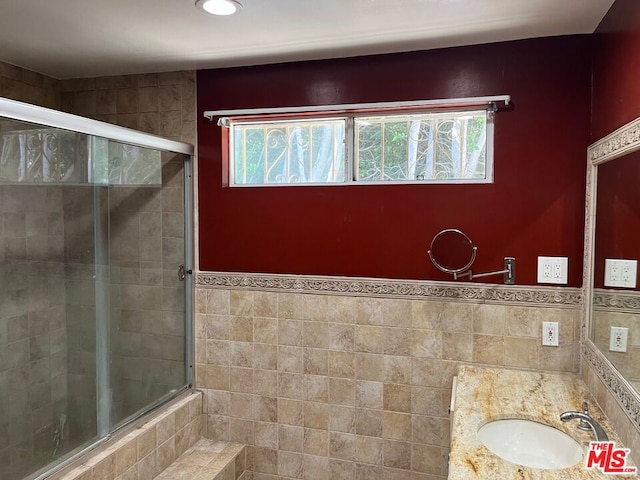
left=605, top=259, right=637, bottom=288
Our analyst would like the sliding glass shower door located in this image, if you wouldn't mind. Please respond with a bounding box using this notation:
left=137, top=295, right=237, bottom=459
left=0, top=98, right=193, bottom=480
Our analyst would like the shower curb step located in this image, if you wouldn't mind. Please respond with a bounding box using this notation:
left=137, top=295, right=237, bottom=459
left=154, top=439, right=246, bottom=480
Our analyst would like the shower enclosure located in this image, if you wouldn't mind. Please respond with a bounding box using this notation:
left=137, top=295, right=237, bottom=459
left=0, top=98, right=194, bottom=480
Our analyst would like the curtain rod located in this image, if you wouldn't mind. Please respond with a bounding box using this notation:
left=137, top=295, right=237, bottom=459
left=203, top=95, right=511, bottom=121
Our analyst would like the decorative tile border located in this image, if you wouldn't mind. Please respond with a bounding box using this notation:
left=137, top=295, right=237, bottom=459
left=583, top=341, right=640, bottom=431
left=196, top=271, right=582, bottom=308
left=589, top=116, right=640, bottom=165
left=593, top=288, right=640, bottom=314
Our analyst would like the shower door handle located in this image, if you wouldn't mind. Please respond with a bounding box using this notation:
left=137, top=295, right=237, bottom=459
left=178, top=264, right=187, bottom=281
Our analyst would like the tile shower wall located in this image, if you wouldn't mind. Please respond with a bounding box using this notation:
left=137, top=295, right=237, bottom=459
left=194, top=281, right=581, bottom=479
left=0, top=185, right=69, bottom=479
left=0, top=61, right=59, bottom=109
left=58, top=71, right=196, bottom=145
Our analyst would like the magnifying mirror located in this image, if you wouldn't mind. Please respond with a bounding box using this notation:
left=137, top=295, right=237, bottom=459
left=428, top=228, right=477, bottom=275
left=427, top=228, right=516, bottom=284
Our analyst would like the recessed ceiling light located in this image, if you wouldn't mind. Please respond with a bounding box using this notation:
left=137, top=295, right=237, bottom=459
left=195, top=0, right=242, bottom=16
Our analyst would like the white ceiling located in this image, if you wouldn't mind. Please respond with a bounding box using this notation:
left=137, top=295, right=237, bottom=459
left=0, top=0, right=615, bottom=80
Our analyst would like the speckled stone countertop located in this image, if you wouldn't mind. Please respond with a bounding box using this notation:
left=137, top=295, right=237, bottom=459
left=449, top=366, right=638, bottom=479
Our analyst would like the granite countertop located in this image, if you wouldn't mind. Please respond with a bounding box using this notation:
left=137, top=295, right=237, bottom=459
left=449, top=366, right=638, bottom=479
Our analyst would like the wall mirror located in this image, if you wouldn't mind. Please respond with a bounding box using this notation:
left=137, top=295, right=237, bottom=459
left=427, top=228, right=516, bottom=284
left=585, top=117, right=640, bottom=427
left=428, top=228, right=477, bottom=276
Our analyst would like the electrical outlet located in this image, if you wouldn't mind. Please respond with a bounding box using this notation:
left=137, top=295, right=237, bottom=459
left=609, top=326, right=629, bottom=353
left=605, top=259, right=637, bottom=288
left=537, top=257, right=568, bottom=284
left=542, top=321, right=559, bottom=346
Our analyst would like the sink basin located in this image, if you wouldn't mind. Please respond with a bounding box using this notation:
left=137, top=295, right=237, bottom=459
left=477, top=419, right=584, bottom=469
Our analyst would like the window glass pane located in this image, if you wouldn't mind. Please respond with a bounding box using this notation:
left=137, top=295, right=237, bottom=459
left=231, top=119, right=346, bottom=184
left=0, top=120, right=162, bottom=186
left=355, top=110, right=488, bottom=182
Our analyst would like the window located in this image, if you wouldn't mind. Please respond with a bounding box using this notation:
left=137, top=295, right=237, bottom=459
left=231, top=118, right=346, bottom=184
left=355, top=111, right=489, bottom=182
left=221, top=101, right=498, bottom=186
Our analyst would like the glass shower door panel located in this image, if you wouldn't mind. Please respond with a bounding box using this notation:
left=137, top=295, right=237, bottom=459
left=0, top=119, right=100, bottom=480
left=108, top=150, right=188, bottom=429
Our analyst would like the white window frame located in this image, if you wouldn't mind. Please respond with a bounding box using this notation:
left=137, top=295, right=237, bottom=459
left=205, top=95, right=509, bottom=187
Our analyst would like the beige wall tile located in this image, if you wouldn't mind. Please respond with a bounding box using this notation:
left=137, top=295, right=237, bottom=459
left=328, top=323, right=354, bottom=351
left=328, top=351, right=355, bottom=378
left=304, top=321, right=329, bottom=348
left=354, top=436, right=383, bottom=465
left=382, top=300, right=413, bottom=328
left=304, top=402, right=329, bottom=430
left=329, top=378, right=355, bottom=406
left=197, top=286, right=585, bottom=479
left=254, top=344, right=277, bottom=370
left=247, top=446, right=277, bottom=475
left=383, top=355, right=411, bottom=384
left=254, top=369, right=278, bottom=396
left=383, top=411, right=412, bottom=441
left=231, top=316, right=254, bottom=342
left=329, top=406, right=355, bottom=434
left=304, top=427, right=329, bottom=456
left=156, top=437, right=176, bottom=473
left=411, top=330, right=442, bottom=358
left=473, top=305, right=506, bottom=335
left=254, top=292, right=278, bottom=318
left=137, top=428, right=157, bottom=460
left=254, top=318, right=278, bottom=344
left=411, top=301, right=444, bottom=330
left=278, top=451, right=304, bottom=478
left=304, top=348, right=328, bottom=375
left=279, top=424, right=304, bottom=452
left=355, top=409, right=382, bottom=437
left=504, top=337, right=538, bottom=368
left=383, top=440, right=411, bottom=469
left=383, top=383, right=412, bottom=413
left=472, top=334, right=504, bottom=365
left=278, top=398, right=304, bottom=426
left=355, top=353, right=384, bottom=381
left=442, top=332, right=473, bottom=362
left=156, top=414, right=176, bottom=446
left=255, top=422, right=278, bottom=449
left=229, top=392, right=253, bottom=419
left=254, top=396, right=278, bottom=423
left=355, top=381, right=383, bottom=409
left=279, top=319, right=304, bottom=346
left=302, top=454, right=329, bottom=480
left=329, top=431, right=356, bottom=462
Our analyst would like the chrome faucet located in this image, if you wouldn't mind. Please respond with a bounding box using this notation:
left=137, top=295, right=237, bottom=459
left=560, top=402, right=609, bottom=442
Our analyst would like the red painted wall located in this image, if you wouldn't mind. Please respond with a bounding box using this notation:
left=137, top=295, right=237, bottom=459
left=591, top=0, right=640, bottom=141
left=197, top=36, right=592, bottom=285
left=594, top=150, right=640, bottom=289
